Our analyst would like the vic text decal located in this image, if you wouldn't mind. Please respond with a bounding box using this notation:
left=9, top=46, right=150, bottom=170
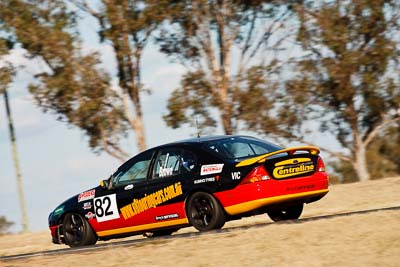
left=231, top=172, right=241, bottom=180
left=94, top=194, right=120, bottom=222
left=120, top=182, right=183, bottom=220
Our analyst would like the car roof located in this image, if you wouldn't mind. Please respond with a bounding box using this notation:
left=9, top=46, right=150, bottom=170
left=158, top=135, right=262, bottom=148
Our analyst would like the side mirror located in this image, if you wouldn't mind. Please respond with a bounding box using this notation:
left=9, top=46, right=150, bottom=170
left=100, top=179, right=109, bottom=189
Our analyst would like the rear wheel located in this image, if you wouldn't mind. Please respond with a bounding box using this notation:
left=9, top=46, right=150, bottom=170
left=267, top=203, right=304, bottom=222
left=62, top=213, right=97, bottom=247
left=186, top=192, right=225, bottom=231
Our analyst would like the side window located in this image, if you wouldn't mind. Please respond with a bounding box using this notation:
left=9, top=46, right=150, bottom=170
left=250, top=143, right=269, bottom=155
left=223, top=142, right=254, bottom=158
left=113, top=150, right=153, bottom=186
left=153, top=149, right=197, bottom=178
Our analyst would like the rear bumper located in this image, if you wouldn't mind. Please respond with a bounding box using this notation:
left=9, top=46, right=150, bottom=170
left=215, top=172, right=328, bottom=216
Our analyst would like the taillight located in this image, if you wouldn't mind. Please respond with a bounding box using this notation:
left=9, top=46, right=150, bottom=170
left=317, top=157, right=326, bottom=172
left=240, top=165, right=270, bottom=185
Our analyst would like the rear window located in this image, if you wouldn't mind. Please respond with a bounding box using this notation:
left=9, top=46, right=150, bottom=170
left=204, top=137, right=282, bottom=159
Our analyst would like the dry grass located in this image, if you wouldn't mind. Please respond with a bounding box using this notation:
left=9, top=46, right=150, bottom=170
left=1, top=177, right=400, bottom=266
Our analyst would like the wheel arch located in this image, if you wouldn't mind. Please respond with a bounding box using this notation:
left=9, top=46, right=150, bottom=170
left=59, top=209, right=98, bottom=239
left=183, top=188, right=227, bottom=219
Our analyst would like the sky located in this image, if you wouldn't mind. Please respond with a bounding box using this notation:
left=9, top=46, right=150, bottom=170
left=0, top=45, right=200, bottom=233
left=0, top=11, right=202, bottom=233
left=0, top=5, right=340, bottom=234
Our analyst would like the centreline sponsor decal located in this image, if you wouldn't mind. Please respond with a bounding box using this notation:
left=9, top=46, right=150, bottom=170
left=200, top=164, right=224, bottom=176
left=120, top=182, right=183, bottom=220
left=155, top=213, right=179, bottom=221
left=273, top=159, right=314, bottom=179
left=194, top=177, right=216, bottom=184
left=78, top=189, right=95, bottom=202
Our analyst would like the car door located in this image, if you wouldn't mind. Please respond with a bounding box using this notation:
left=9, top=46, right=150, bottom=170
left=92, top=149, right=155, bottom=236
left=146, top=146, right=198, bottom=225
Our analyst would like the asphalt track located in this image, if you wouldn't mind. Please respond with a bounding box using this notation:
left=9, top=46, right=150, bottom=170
left=2, top=205, right=400, bottom=262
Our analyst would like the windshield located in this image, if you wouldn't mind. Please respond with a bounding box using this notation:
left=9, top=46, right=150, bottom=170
left=203, top=136, right=282, bottom=159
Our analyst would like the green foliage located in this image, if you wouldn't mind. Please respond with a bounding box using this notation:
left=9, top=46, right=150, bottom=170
left=331, top=134, right=399, bottom=183
left=72, top=0, right=172, bottom=153
left=284, top=0, right=400, bottom=181
left=291, top=1, right=400, bottom=143
left=28, top=54, right=127, bottom=154
left=163, top=71, right=217, bottom=134
left=0, top=216, right=13, bottom=235
left=160, top=0, right=292, bottom=134
left=367, top=125, right=400, bottom=177
left=0, top=0, right=129, bottom=157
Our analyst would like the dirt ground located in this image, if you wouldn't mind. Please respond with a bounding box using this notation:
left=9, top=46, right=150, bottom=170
left=1, top=177, right=400, bottom=266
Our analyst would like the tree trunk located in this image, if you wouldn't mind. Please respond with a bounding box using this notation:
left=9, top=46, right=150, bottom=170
left=221, top=107, right=233, bottom=135
left=133, top=115, right=146, bottom=152
left=3, top=89, right=29, bottom=232
left=352, top=140, right=370, bottom=182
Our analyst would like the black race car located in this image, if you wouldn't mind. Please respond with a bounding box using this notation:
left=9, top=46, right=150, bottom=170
left=49, top=135, right=329, bottom=247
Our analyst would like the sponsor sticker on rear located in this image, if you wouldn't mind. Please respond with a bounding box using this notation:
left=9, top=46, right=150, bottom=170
left=200, top=164, right=224, bottom=176
left=273, top=158, right=314, bottom=179
left=78, top=189, right=95, bottom=202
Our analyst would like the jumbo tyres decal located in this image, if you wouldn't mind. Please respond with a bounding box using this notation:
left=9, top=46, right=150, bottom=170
left=194, top=177, right=215, bottom=184
left=120, top=182, right=183, bottom=220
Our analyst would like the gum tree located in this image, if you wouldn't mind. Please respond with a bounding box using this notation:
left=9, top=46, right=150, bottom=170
left=0, top=0, right=129, bottom=161
left=160, top=0, right=293, bottom=135
left=284, top=0, right=400, bottom=181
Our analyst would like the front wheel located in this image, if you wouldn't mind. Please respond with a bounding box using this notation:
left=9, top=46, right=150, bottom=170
left=62, top=213, right=97, bottom=247
left=267, top=203, right=304, bottom=222
left=186, top=192, right=225, bottom=231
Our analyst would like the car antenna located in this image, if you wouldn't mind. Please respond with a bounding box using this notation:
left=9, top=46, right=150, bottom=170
left=196, top=115, right=200, bottom=138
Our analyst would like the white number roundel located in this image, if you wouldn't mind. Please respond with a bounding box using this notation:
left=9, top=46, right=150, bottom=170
left=93, top=194, right=120, bottom=222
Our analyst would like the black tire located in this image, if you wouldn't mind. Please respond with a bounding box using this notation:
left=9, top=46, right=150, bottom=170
left=62, top=213, right=97, bottom=247
left=145, top=229, right=176, bottom=238
left=186, top=192, right=225, bottom=231
left=267, top=203, right=304, bottom=222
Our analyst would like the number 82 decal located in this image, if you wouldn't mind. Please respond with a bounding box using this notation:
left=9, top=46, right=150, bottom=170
left=93, top=194, right=120, bottom=222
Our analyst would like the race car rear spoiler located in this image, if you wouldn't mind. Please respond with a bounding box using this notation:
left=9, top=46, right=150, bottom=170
left=236, top=146, right=320, bottom=167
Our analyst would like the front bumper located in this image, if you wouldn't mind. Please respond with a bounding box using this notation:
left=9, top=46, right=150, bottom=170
left=50, top=225, right=64, bottom=244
